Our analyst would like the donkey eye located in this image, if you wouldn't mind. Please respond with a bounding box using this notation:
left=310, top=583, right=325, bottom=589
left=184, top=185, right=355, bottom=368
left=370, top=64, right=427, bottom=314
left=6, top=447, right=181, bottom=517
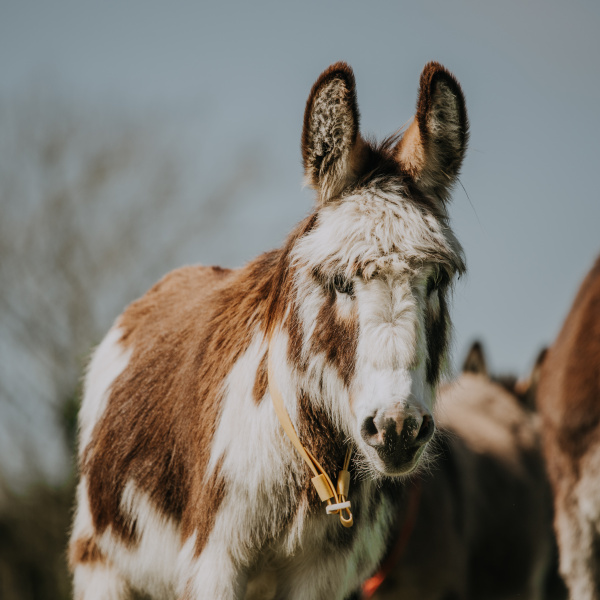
left=332, top=274, right=354, bottom=297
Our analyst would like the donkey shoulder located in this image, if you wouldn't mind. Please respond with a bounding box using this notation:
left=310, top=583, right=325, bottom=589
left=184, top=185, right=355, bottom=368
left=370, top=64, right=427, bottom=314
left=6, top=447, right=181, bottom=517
left=119, top=264, right=235, bottom=345
left=80, top=264, right=237, bottom=546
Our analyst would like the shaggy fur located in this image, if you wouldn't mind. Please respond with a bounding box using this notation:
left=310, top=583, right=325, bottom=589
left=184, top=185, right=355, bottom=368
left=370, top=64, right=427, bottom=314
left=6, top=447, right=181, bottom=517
left=70, top=61, right=468, bottom=600
left=537, top=256, right=600, bottom=600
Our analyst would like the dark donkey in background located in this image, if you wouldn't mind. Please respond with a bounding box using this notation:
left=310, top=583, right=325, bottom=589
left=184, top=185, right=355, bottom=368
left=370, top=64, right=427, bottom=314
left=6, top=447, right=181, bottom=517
left=69, top=61, right=468, bottom=599
left=538, top=256, right=600, bottom=600
left=368, top=343, right=566, bottom=600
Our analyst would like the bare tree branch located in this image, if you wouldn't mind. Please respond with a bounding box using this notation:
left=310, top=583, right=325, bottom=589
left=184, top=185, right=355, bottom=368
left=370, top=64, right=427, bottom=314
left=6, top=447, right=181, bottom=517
left=0, top=94, right=261, bottom=487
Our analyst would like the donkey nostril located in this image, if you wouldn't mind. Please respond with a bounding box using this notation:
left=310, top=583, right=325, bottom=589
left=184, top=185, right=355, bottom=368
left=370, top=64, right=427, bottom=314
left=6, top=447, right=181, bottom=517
left=361, top=416, right=379, bottom=445
left=415, top=414, right=435, bottom=445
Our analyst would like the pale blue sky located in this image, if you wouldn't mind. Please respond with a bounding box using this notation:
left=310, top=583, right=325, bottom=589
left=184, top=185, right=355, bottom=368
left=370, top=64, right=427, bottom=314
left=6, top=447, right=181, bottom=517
left=2, top=0, right=599, bottom=379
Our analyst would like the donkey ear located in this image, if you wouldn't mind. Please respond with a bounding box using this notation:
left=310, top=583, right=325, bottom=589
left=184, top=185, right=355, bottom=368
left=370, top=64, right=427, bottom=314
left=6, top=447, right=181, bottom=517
left=396, top=62, right=468, bottom=202
left=302, top=62, right=363, bottom=203
left=515, top=347, right=548, bottom=410
left=462, top=341, right=488, bottom=376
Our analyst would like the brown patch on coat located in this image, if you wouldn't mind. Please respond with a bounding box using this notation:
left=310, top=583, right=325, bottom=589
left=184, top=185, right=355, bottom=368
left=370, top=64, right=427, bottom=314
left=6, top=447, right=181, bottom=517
left=69, top=537, right=104, bottom=568
left=296, top=390, right=349, bottom=506
left=295, top=389, right=366, bottom=546
left=284, top=261, right=359, bottom=388
left=286, top=298, right=306, bottom=373
left=537, top=256, right=600, bottom=597
left=538, top=256, right=600, bottom=467
left=253, top=352, right=268, bottom=404
left=191, top=456, right=227, bottom=556
left=83, top=264, right=234, bottom=546
left=310, top=293, right=358, bottom=388
left=81, top=215, right=319, bottom=556
left=264, top=214, right=319, bottom=336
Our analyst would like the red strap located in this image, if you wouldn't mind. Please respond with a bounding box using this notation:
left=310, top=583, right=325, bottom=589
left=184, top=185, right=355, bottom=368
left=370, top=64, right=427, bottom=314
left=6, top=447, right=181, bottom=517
left=362, top=479, right=423, bottom=598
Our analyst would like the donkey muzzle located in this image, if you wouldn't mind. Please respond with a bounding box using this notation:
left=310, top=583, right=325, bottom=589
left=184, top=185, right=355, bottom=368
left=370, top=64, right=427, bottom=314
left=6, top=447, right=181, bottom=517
left=360, top=406, right=435, bottom=473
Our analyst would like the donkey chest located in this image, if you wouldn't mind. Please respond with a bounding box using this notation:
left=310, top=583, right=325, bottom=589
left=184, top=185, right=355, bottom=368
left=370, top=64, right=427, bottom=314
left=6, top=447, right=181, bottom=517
left=245, top=490, right=397, bottom=600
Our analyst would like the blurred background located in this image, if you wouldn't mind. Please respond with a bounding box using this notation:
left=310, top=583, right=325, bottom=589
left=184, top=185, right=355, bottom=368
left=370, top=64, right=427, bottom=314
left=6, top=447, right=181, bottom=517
left=0, top=1, right=598, bottom=598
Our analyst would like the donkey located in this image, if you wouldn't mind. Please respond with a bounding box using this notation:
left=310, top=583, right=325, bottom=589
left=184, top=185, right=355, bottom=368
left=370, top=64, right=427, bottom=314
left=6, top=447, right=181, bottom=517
left=464, top=341, right=548, bottom=413
left=537, top=256, right=600, bottom=600
left=367, top=342, right=563, bottom=600
left=69, top=61, right=468, bottom=600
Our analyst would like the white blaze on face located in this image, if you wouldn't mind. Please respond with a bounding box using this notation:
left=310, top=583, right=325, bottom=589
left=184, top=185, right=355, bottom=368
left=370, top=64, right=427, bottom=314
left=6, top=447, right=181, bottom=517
left=351, top=272, right=434, bottom=439
left=288, top=182, right=463, bottom=474
left=356, top=275, right=418, bottom=371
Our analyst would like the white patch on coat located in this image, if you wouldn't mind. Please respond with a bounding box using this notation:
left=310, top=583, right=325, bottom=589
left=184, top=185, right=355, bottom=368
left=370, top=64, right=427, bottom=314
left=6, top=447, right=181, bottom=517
left=577, top=446, right=600, bottom=527
left=73, top=562, right=129, bottom=600
left=184, top=499, right=261, bottom=600
left=69, top=480, right=132, bottom=600
left=78, top=326, right=132, bottom=455
left=70, top=476, right=94, bottom=552
left=116, top=482, right=182, bottom=596
left=554, top=498, right=597, bottom=600
left=202, top=331, right=309, bottom=561
left=555, top=446, right=600, bottom=600
left=77, top=482, right=182, bottom=600
left=69, top=478, right=130, bottom=600
left=206, top=332, right=292, bottom=479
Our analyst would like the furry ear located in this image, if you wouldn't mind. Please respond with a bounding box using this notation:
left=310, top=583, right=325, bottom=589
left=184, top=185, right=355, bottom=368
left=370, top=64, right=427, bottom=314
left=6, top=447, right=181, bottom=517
left=462, top=341, right=488, bottom=376
left=302, top=62, right=363, bottom=203
left=396, top=62, right=468, bottom=202
left=514, top=347, right=548, bottom=411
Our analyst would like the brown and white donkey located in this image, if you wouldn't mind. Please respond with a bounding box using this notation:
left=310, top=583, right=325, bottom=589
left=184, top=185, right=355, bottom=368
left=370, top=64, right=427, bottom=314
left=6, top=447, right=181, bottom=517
left=69, top=61, right=468, bottom=600
left=538, top=256, right=600, bottom=600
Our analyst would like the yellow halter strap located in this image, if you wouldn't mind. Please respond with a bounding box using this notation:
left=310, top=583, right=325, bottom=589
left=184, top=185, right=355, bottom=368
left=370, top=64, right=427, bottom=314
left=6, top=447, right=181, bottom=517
left=267, top=339, right=353, bottom=528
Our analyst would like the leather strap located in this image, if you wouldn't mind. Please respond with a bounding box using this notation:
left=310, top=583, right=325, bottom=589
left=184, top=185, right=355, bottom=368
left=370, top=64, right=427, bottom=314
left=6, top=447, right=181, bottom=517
left=268, top=339, right=353, bottom=527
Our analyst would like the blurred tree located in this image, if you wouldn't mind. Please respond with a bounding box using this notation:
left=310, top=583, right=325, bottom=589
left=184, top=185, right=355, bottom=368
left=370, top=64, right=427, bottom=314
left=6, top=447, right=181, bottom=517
left=0, top=92, right=259, bottom=599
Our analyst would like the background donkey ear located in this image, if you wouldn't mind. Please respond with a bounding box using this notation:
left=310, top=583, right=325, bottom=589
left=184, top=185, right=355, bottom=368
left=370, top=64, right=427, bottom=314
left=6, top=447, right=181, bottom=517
left=396, top=62, right=468, bottom=202
left=462, top=340, right=488, bottom=376
left=302, top=62, right=363, bottom=203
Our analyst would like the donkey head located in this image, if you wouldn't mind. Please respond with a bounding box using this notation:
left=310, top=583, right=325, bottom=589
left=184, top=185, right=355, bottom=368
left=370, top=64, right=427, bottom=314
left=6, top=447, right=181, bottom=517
left=271, top=62, right=467, bottom=478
